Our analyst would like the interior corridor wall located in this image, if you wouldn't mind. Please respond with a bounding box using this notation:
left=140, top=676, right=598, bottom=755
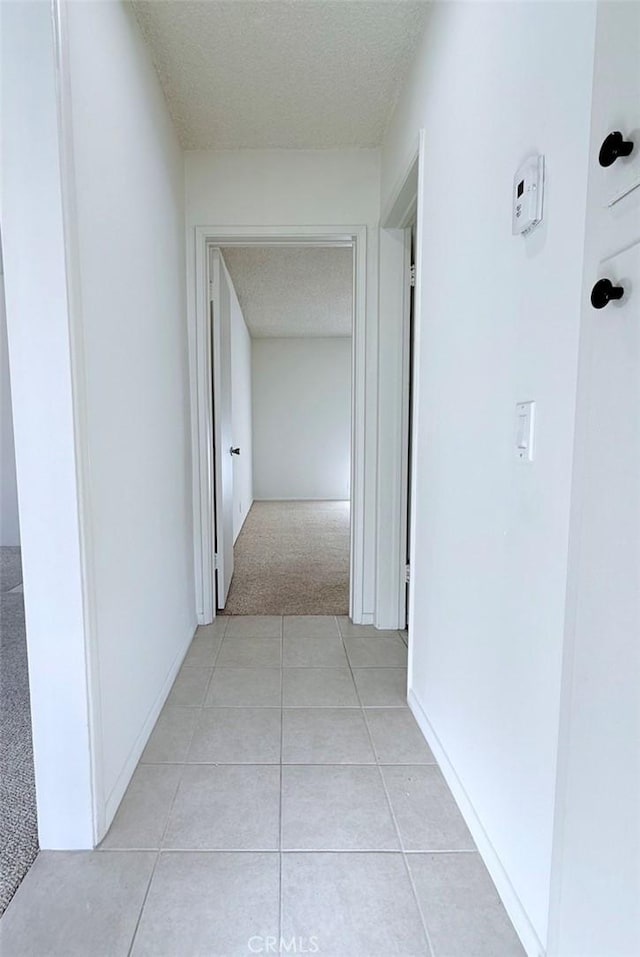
left=63, top=0, right=196, bottom=835
left=252, top=338, right=351, bottom=501
left=1, top=0, right=94, bottom=846
left=0, top=250, right=20, bottom=545
left=185, top=149, right=380, bottom=619
left=548, top=4, right=640, bottom=954
left=380, top=3, right=597, bottom=952
left=222, top=255, right=254, bottom=541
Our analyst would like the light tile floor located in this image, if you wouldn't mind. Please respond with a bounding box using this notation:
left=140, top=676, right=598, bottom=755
left=0, top=616, right=526, bottom=957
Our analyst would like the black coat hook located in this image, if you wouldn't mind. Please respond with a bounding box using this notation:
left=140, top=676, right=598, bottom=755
left=599, top=131, right=634, bottom=168
left=591, top=278, right=625, bottom=309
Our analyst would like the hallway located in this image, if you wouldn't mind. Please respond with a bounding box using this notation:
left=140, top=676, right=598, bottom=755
left=0, top=616, right=524, bottom=956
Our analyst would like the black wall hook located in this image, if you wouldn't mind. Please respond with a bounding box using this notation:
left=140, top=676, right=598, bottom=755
left=599, top=131, right=634, bottom=167
left=591, top=278, right=625, bottom=309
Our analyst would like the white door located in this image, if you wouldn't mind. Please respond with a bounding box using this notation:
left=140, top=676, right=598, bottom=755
left=551, top=4, right=640, bottom=954
left=209, top=247, right=234, bottom=608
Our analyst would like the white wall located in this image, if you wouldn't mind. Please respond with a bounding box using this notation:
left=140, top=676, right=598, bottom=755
left=2, top=0, right=195, bottom=849
left=62, top=0, right=196, bottom=833
left=1, top=0, right=94, bottom=847
left=185, top=149, right=380, bottom=619
left=0, top=251, right=20, bottom=546
left=186, top=149, right=380, bottom=228
left=222, top=256, right=254, bottom=540
left=381, top=3, right=597, bottom=953
left=548, top=5, right=640, bottom=955
left=252, top=338, right=351, bottom=501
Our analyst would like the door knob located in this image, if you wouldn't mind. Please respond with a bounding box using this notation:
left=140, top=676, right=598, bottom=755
left=230, top=446, right=241, bottom=456
left=599, top=131, right=634, bottom=167
left=591, top=278, right=625, bottom=309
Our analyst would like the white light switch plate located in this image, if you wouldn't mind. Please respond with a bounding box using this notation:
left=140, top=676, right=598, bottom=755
left=516, top=401, right=535, bottom=462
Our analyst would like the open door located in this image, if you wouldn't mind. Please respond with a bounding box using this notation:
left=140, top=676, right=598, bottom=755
left=402, top=224, right=416, bottom=629
left=209, top=247, right=234, bottom=608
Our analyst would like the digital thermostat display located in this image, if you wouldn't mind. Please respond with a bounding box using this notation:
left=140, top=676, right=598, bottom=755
left=512, top=155, right=545, bottom=236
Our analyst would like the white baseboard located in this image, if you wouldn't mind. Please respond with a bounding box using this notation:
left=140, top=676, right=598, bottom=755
left=253, top=497, right=350, bottom=503
left=407, top=687, right=546, bottom=957
left=375, top=611, right=405, bottom=630
left=359, top=611, right=375, bottom=625
left=98, top=623, right=197, bottom=840
left=233, top=498, right=254, bottom=545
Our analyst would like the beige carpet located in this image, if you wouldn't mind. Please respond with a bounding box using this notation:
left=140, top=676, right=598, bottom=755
left=222, top=500, right=350, bottom=615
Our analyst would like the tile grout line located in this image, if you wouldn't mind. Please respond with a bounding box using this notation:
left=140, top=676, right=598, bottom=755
left=122, top=760, right=449, bottom=771
left=113, top=846, right=444, bottom=857
left=343, top=626, right=437, bottom=957
left=106, top=625, right=217, bottom=854
left=98, top=846, right=478, bottom=855
left=179, top=622, right=226, bottom=764
left=372, top=743, right=438, bottom=957
left=99, top=848, right=479, bottom=857
left=125, top=850, right=160, bottom=957
left=125, top=669, right=204, bottom=957
left=11, top=619, right=494, bottom=956
left=359, top=685, right=439, bottom=956
left=132, top=619, right=224, bottom=943
left=130, top=618, right=428, bottom=955
left=120, top=759, right=446, bottom=770
left=124, top=669, right=202, bottom=957
left=201, top=622, right=227, bottom=704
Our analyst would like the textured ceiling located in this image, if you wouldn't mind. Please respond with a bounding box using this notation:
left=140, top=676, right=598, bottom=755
left=221, top=246, right=353, bottom=338
left=131, top=0, right=430, bottom=149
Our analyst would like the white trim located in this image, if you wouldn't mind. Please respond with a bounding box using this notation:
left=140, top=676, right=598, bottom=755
left=375, top=228, right=409, bottom=629
left=397, top=227, right=413, bottom=628
left=190, top=225, right=368, bottom=624
left=375, top=147, right=420, bottom=630
left=253, top=497, right=351, bottom=502
left=406, top=132, right=426, bottom=699
left=192, top=230, right=215, bottom=620
left=350, top=231, right=367, bottom=624
left=408, top=688, right=545, bottom=957
left=381, top=137, right=421, bottom=230
left=208, top=247, right=231, bottom=609
left=250, top=335, right=353, bottom=342
left=51, top=0, right=103, bottom=844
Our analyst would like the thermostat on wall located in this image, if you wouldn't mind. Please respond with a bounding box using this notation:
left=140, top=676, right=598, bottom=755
left=512, top=155, right=545, bottom=236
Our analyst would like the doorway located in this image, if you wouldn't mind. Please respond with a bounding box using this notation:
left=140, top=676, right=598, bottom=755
left=211, top=244, right=353, bottom=616
left=191, top=227, right=368, bottom=624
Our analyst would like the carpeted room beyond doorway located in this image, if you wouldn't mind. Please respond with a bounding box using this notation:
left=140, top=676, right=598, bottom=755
left=0, top=547, right=38, bottom=916
left=222, top=501, right=350, bottom=616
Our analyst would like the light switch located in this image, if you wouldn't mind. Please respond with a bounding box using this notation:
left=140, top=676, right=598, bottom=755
left=515, top=401, right=535, bottom=462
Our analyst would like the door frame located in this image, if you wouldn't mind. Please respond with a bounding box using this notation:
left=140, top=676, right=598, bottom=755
left=377, top=138, right=422, bottom=631
left=190, top=224, right=368, bottom=624
left=208, top=247, right=235, bottom=609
